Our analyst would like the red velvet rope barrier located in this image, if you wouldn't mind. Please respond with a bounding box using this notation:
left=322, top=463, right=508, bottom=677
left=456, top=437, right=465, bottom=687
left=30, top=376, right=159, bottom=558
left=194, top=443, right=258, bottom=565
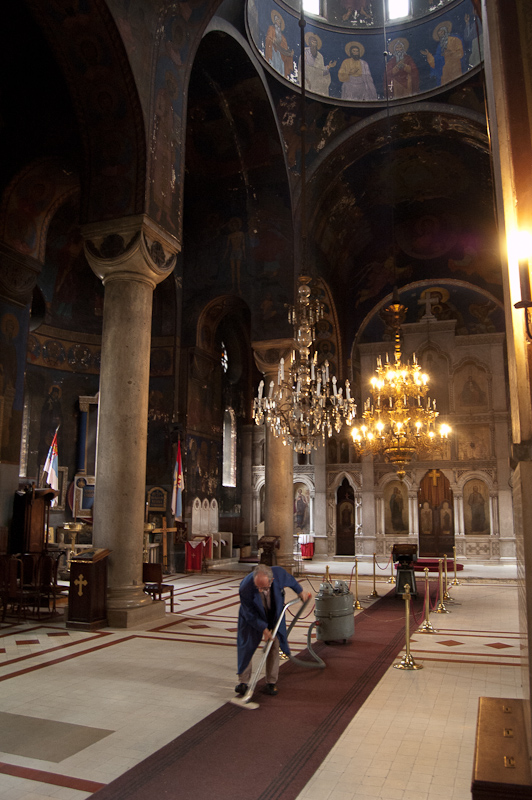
left=375, top=552, right=393, bottom=570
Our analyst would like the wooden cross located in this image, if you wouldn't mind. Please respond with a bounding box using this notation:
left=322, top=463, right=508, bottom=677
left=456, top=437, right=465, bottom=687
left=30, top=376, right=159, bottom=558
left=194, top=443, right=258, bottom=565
left=151, top=519, right=177, bottom=570
left=74, top=573, right=88, bottom=597
left=428, top=469, right=440, bottom=487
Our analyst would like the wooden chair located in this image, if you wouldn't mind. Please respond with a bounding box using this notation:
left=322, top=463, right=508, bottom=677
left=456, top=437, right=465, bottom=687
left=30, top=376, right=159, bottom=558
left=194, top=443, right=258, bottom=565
left=2, top=556, right=38, bottom=621
left=35, top=554, right=62, bottom=618
left=142, top=562, right=175, bottom=612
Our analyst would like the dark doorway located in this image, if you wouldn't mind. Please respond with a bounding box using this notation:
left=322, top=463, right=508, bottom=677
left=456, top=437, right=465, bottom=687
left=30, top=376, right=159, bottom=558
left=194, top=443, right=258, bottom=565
left=336, top=478, right=355, bottom=555
left=418, top=469, right=454, bottom=557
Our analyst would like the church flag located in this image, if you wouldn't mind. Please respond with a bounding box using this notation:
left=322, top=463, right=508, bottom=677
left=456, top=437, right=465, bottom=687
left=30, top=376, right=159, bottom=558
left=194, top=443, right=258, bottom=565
left=171, top=440, right=184, bottom=520
left=43, top=427, right=59, bottom=507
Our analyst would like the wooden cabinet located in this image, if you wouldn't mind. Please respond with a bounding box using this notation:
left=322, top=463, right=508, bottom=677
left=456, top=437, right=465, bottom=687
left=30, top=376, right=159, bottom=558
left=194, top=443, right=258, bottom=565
left=67, top=548, right=110, bottom=630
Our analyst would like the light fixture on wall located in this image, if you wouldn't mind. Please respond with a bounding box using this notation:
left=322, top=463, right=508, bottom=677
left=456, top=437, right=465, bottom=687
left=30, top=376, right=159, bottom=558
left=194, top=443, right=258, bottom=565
left=252, top=3, right=356, bottom=453
left=351, top=291, right=451, bottom=479
left=511, top=230, right=532, bottom=340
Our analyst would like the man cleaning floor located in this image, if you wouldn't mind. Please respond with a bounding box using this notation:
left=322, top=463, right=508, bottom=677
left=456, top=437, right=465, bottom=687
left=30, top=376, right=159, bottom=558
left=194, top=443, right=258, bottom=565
left=235, top=563, right=311, bottom=696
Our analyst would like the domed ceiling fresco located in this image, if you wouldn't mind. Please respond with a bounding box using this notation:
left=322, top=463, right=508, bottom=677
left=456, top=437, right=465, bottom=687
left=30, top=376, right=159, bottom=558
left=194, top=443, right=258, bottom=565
left=247, top=0, right=482, bottom=103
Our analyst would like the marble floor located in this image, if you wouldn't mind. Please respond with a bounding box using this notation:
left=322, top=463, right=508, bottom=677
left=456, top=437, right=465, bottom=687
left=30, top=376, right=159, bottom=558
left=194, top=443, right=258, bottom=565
left=0, top=558, right=522, bottom=800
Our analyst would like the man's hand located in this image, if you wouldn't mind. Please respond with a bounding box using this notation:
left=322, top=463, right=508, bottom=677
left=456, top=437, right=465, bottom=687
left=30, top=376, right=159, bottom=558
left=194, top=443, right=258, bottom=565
left=263, top=628, right=273, bottom=642
left=300, top=591, right=312, bottom=602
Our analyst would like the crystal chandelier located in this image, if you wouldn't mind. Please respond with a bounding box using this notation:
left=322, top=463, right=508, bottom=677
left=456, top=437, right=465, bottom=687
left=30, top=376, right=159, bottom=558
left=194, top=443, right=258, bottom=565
left=253, top=275, right=356, bottom=454
left=351, top=296, right=451, bottom=478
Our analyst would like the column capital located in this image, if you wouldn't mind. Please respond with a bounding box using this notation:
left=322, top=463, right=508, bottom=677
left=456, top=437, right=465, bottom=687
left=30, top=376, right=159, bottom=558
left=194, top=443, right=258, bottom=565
left=82, top=214, right=180, bottom=289
left=0, top=241, right=41, bottom=307
left=252, top=338, right=295, bottom=378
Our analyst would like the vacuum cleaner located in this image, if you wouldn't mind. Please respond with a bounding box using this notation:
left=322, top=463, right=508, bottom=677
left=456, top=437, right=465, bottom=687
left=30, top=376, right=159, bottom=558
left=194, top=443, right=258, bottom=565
left=231, top=571, right=355, bottom=710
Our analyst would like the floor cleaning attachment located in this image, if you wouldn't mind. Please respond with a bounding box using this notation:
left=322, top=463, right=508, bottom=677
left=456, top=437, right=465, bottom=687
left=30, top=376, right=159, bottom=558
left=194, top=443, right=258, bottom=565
left=231, top=596, right=307, bottom=710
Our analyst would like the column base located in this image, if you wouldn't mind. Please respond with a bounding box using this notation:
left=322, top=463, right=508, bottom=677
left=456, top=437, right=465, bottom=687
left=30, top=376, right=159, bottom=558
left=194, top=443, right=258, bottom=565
left=276, top=553, right=295, bottom=572
left=107, top=599, right=166, bottom=629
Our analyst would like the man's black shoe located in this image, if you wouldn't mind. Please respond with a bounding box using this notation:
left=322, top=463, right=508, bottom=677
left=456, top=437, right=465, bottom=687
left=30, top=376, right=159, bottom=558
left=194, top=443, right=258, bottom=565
left=235, top=683, right=248, bottom=696
left=262, top=683, right=278, bottom=696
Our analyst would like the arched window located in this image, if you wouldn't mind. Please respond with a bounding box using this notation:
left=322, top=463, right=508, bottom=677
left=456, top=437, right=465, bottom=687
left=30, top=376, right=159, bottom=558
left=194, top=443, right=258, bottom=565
left=388, top=0, right=410, bottom=19
left=223, top=407, right=237, bottom=487
left=221, top=341, right=228, bottom=373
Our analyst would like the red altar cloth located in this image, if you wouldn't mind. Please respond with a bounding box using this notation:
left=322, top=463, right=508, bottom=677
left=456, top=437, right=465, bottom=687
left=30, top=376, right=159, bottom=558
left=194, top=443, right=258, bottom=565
left=185, top=536, right=212, bottom=572
left=300, top=542, right=314, bottom=559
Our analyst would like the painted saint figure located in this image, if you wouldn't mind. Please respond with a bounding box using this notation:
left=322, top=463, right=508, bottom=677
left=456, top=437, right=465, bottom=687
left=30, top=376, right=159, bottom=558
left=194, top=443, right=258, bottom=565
left=420, top=501, right=432, bottom=534
left=468, top=485, right=486, bottom=532
left=338, top=41, right=377, bottom=101
left=299, top=32, right=336, bottom=96
left=390, top=486, right=405, bottom=531
left=385, top=38, right=419, bottom=99
left=224, top=217, right=245, bottom=293
left=421, top=21, right=464, bottom=86
left=294, top=487, right=309, bottom=531
left=265, top=11, right=294, bottom=79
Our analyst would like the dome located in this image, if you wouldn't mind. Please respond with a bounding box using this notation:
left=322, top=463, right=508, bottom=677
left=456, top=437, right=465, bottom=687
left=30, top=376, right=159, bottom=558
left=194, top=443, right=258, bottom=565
left=246, top=0, right=483, bottom=104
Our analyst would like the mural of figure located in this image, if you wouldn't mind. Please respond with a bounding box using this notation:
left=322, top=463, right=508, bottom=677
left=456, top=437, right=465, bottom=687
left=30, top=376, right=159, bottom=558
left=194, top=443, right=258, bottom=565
left=265, top=10, right=294, bottom=79
left=420, top=501, right=432, bottom=534
left=76, top=477, right=95, bottom=511
left=224, top=217, right=245, bottom=293
left=468, top=484, right=486, bottom=532
left=339, top=0, right=373, bottom=24
left=152, top=70, right=181, bottom=227
left=338, top=41, right=378, bottom=101
left=463, top=12, right=482, bottom=68
left=0, top=313, right=19, bottom=456
left=38, top=384, right=63, bottom=467
left=460, top=374, right=487, bottom=407
left=421, top=21, right=464, bottom=86
left=299, top=32, right=336, bottom=96
left=294, top=486, right=310, bottom=532
left=341, top=503, right=353, bottom=527
left=441, top=500, right=452, bottom=532
left=385, top=38, right=419, bottom=99
left=390, top=486, right=405, bottom=531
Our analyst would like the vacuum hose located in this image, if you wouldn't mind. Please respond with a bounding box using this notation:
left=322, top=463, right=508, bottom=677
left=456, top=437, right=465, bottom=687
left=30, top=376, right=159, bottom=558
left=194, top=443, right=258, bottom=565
left=286, top=598, right=326, bottom=669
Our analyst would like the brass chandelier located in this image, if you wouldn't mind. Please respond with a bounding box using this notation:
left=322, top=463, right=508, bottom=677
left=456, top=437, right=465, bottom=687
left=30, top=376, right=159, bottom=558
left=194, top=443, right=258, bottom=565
left=351, top=295, right=451, bottom=478
left=252, top=4, right=356, bottom=453
left=253, top=275, right=357, bottom=454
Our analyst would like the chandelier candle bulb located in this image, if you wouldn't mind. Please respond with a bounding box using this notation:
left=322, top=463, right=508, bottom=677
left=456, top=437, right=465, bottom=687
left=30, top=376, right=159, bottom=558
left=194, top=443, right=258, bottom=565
left=258, top=380, right=264, bottom=400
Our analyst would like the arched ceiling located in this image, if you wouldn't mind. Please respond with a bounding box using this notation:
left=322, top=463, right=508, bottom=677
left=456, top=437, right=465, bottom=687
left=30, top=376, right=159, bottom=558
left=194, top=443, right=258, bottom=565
left=304, top=105, right=498, bottom=344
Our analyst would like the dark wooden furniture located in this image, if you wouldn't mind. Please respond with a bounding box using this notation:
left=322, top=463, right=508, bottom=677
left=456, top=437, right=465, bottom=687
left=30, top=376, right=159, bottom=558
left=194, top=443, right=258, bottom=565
left=472, top=697, right=532, bottom=798
left=142, top=562, right=174, bottom=612
left=9, top=487, right=57, bottom=554
left=67, top=548, right=110, bottom=630
left=0, top=555, right=39, bottom=622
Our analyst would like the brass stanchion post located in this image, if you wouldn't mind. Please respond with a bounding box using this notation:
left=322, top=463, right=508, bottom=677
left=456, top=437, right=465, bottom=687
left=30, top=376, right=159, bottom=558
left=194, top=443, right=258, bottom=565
left=394, top=583, right=423, bottom=670
left=435, top=558, right=450, bottom=613
left=387, top=546, right=395, bottom=584
left=354, top=558, right=362, bottom=610
left=450, top=545, right=461, bottom=586
left=368, top=552, right=379, bottom=598
left=418, top=567, right=437, bottom=633
left=443, top=553, right=453, bottom=601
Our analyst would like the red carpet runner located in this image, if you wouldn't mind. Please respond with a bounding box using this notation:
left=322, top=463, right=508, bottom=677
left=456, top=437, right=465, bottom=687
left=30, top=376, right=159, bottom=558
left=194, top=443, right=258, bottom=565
left=92, top=588, right=422, bottom=800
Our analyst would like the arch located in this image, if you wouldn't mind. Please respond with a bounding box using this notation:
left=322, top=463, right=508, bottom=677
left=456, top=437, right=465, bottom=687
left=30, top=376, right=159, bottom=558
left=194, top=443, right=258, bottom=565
left=26, top=0, right=147, bottom=225
left=0, top=158, right=79, bottom=263
left=196, top=295, right=251, bottom=355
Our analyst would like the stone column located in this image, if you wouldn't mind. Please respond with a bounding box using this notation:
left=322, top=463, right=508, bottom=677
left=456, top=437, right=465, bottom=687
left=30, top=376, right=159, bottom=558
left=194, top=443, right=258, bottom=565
left=0, top=243, right=41, bottom=536
left=253, top=340, right=294, bottom=571
left=83, top=215, right=178, bottom=627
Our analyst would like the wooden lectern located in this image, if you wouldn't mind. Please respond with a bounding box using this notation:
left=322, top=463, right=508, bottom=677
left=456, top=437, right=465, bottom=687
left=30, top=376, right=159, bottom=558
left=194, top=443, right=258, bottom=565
left=10, top=486, right=57, bottom=553
left=67, top=548, right=110, bottom=630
